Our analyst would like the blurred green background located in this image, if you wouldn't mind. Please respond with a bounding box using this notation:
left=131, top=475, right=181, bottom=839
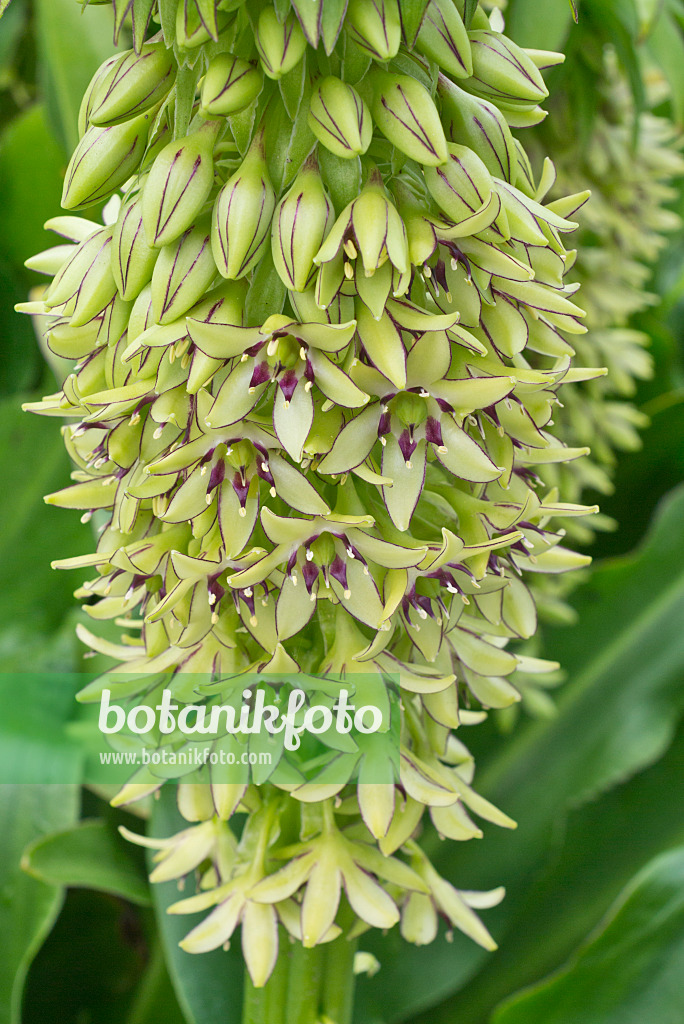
left=0, top=0, right=683, bottom=1022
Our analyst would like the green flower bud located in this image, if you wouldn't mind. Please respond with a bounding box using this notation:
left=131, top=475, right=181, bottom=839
left=424, top=143, right=494, bottom=226
left=308, top=77, right=373, bottom=160
left=465, top=30, right=548, bottom=106
left=369, top=71, right=448, bottom=167
left=200, top=55, right=263, bottom=117
left=211, top=136, right=276, bottom=279
left=255, top=9, right=308, bottom=81
left=78, top=53, right=120, bottom=137
left=271, top=156, right=334, bottom=292
left=416, top=0, right=472, bottom=78
left=45, top=228, right=117, bottom=327
left=346, top=0, right=402, bottom=62
left=111, top=187, right=159, bottom=301
left=151, top=217, right=217, bottom=324
left=88, top=43, right=176, bottom=126
left=61, top=112, right=151, bottom=210
left=438, top=78, right=516, bottom=181
left=142, top=120, right=220, bottom=248
left=315, top=170, right=409, bottom=281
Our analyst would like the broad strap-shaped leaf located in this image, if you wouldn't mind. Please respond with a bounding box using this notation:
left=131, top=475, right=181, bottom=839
left=150, top=788, right=244, bottom=1024
left=22, top=820, right=150, bottom=906
left=493, top=845, right=684, bottom=1024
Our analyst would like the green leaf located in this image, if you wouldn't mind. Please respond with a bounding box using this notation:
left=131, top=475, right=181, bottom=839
left=22, top=819, right=151, bottom=906
left=0, top=106, right=65, bottom=270
left=356, top=485, right=684, bottom=1022
left=0, top=785, right=79, bottom=1024
left=398, top=0, right=431, bottom=46
left=506, top=0, right=573, bottom=49
left=34, top=0, right=120, bottom=153
left=149, top=786, right=244, bottom=1024
left=647, top=10, right=684, bottom=125
left=0, top=1, right=26, bottom=70
left=0, top=671, right=82, bottom=1019
left=0, top=395, right=92, bottom=635
left=428, top=725, right=684, bottom=1024
left=493, top=845, right=684, bottom=1024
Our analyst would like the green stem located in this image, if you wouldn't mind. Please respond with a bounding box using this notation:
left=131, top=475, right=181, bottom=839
left=321, top=933, right=359, bottom=1024
left=284, top=942, right=325, bottom=1024
left=242, top=933, right=289, bottom=1024
left=242, top=973, right=268, bottom=1024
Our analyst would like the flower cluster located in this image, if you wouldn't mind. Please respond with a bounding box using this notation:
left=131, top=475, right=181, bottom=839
left=22, top=0, right=599, bottom=987
left=532, top=56, right=684, bottom=549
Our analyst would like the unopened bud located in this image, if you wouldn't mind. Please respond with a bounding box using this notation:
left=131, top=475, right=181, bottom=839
left=308, top=77, right=372, bottom=160
left=45, top=229, right=117, bottom=327
left=424, top=143, right=494, bottom=226
left=255, top=9, right=307, bottom=80
left=62, top=112, right=151, bottom=210
left=416, top=0, right=472, bottom=78
left=142, top=120, right=220, bottom=248
left=201, top=55, right=263, bottom=117
left=346, top=0, right=401, bottom=61
left=465, top=30, right=548, bottom=106
left=272, top=157, right=334, bottom=292
left=211, top=136, right=276, bottom=280
left=439, top=78, right=516, bottom=182
left=88, top=42, right=175, bottom=126
left=112, top=188, right=159, bottom=301
left=78, top=53, right=120, bottom=137
left=369, top=71, right=448, bottom=167
left=151, top=218, right=217, bottom=325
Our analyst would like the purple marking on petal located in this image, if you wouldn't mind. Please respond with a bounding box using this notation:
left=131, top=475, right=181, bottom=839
left=279, top=368, right=299, bottom=403
left=425, top=416, right=444, bottom=447
left=302, top=560, right=319, bottom=592
left=415, top=594, right=434, bottom=618
left=250, top=361, right=271, bottom=388
left=329, top=555, right=348, bottom=590
left=208, top=460, right=225, bottom=493
left=241, top=589, right=256, bottom=616
left=378, top=409, right=392, bottom=436
left=208, top=575, right=226, bottom=605
left=398, top=428, right=417, bottom=463
left=231, top=472, right=250, bottom=506
left=286, top=551, right=298, bottom=574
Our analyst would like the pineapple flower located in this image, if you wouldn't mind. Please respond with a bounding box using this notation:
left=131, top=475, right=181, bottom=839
left=19, top=0, right=621, bottom=985
left=247, top=800, right=425, bottom=948
left=401, top=841, right=505, bottom=949
left=313, top=170, right=411, bottom=306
